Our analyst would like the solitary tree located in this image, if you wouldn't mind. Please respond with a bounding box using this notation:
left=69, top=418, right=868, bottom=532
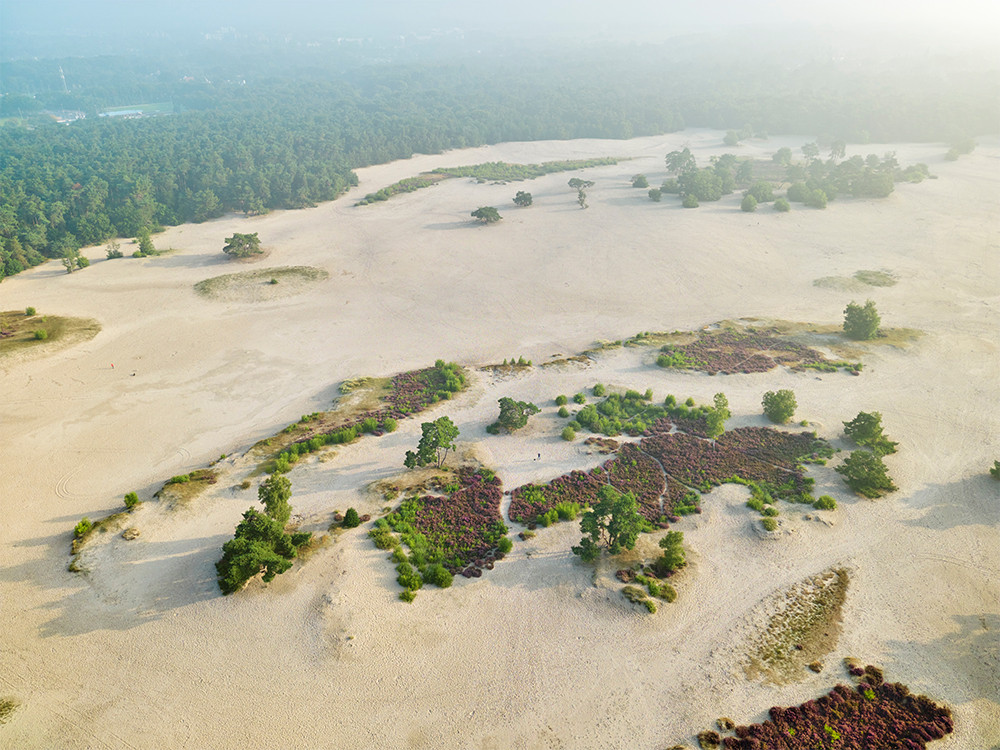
left=665, top=147, right=696, bottom=175
left=223, top=232, right=262, bottom=258
left=705, top=393, right=730, bottom=439
left=577, top=189, right=588, bottom=209
left=404, top=416, right=460, bottom=469
left=568, top=177, right=594, bottom=190
left=471, top=206, right=501, bottom=224
left=836, top=450, right=897, bottom=498
left=801, top=142, right=820, bottom=162
left=740, top=194, right=758, bottom=212
left=137, top=228, right=156, bottom=257
left=258, top=474, right=292, bottom=525
left=513, top=191, right=533, bottom=207
left=762, top=390, right=797, bottom=424
left=489, top=397, right=539, bottom=433
left=648, top=188, right=662, bottom=202
left=631, top=174, right=649, bottom=188
left=652, top=531, right=687, bottom=577
left=843, top=300, right=881, bottom=340
left=572, top=485, right=644, bottom=562
left=843, top=411, right=898, bottom=455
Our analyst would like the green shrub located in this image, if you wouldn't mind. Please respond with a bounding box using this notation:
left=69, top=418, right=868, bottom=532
left=658, top=582, right=677, bottom=603
left=561, top=426, right=576, bottom=441
left=836, top=450, right=897, bottom=498
left=396, top=562, right=423, bottom=590
left=774, top=197, right=791, bottom=212
left=359, top=417, right=378, bottom=434
left=342, top=507, right=361, bottom=528
left=382, top=417, right=398, bottom=432
left=555, top=395, right=568, bottom=406
left=400, top=589, right=417, bottom=602
left=567, top=420, right=581, bottom=431
left=168, top=474, right=191, bottom=484
left=991, top=460, right=1000, bottom=480
left=741, top=194, right=758, bottom=212
left=421, top=563, right=453, bottom=588
left=746, top=496, right=765, bottom=512
left=497, top=536, right=513, bottom=554
left=33, top=329, right=48, bottom=340
left=682, top=194, right=699, bottom=208
left=391, top=547, right=408, bottom=563
left=762, top=506, right=779, bottom=517
left=843, top=300, right=881, bottom=340
left=557, top=406, right=570, bottom=418
left=124, top=492, right=140, bottom=510
left=685, top=397, right=695, bottom=407
left=813, top=495, right=837, bottom=510
left=25, top=307, right=36, bottom=316
left=369, top=524, right=398, bottom=550
left=74, top=517, right=92, bottom=538
left=761, top=517, right=779, bottom=532
left=538, top=509, right=559, bottom=527
left=762, top=389, right=797, bottom=424
left=592, top=383, right=606, bottom=397
left=554, top=501, right=581, bottom=520
left=269, top=277, right=278, bottom=285
left=573, top=393, right=587, bottom=404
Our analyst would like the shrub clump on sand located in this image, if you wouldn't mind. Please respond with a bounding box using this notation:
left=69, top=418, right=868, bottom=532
left=836, top=450, right=897, bottom=498
left=762, top=389, right=797, bottom=424
left=843, top=299, right=881, bottom=340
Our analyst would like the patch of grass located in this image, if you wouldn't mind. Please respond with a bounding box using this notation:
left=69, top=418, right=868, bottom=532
left=0, top=311, right=100, bottom=358
left=154, top=468, right=219, bottom=508
left=194, top=266, right=328, bottom=301
left=853, top=269, right=897, bottom=287
left=0, top=696, right=20, bottom=724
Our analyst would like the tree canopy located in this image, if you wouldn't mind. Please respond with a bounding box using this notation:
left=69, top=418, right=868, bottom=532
left=836, top=450, right=897, bottom=498
left=471, top=206, right=501, bottom=224
left=404, top=416, right=460, bottom=469
left=843, top=300, right=881, bottom=340
left=489, top=397, right=539, bottom=434
left=571, top=485, right=644, bottom=562
left=513, top=191, right=532, bottom=207
left=223, top=232, right=262, bottom=258
left=762, top=390, right=797, bottom=424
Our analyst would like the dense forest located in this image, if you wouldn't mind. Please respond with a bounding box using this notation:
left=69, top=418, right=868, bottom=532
left=1, top=36, right=997, bottom=280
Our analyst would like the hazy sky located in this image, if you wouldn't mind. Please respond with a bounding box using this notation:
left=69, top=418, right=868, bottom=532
left=2, top=0, right=996, bottom=47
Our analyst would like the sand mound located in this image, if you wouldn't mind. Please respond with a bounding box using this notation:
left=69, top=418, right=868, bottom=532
left=194, top=265, right=329, bottom=302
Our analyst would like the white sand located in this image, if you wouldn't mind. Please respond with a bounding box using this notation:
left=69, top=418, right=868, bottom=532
left=1, top=130, right=997, bottom=749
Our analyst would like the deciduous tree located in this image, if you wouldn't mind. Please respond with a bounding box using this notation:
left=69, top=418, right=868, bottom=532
left=404, top=416, right=460, bottom=469
left=572, top=485, right=643, bottom=562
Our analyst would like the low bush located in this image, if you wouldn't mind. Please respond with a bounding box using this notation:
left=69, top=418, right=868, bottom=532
left=124, top=492, right=140, bottom=510
left=814, top=495, right=837, bottom=510
left=836, top=450, right=897, bottom=498
left=774, top=197, right=791, bottom=212
left=33, top=329, right=47, bottom=340
left=396, top=561, right=423, bottom=590
left=382, top=417, right=398, bottom=432
left=573, top=393, right=587, bottom=404
left=561, top=426, right=576, bottom=441
left=592, top=383, right=606, bottom=397
left=399, top=589, right=417, bottom=602
left=554, top=501, right=580, bottom=520
left=359, top=417, right=378, bottom=433
left=991, top=460, right=1000, bottom=480
left=342, top=507, right=361, bottom=528
left=25, top=307, right=36, bottom=316
left=168, top=474, right=191, bottom=484
left=421, top=563, right=453, bottom=588
left=555, top=395, right=568, bottom=406
left=761, top=517, right=779, bottom=532
left=762, top=505, right=779, bottom=517
left=369, top=523, right=398, bottom=550
left=497, top=536, right=513, bottom=554
left=557, top=406, right=570, bottom=418
left=74, top=518, right=92, bottom=538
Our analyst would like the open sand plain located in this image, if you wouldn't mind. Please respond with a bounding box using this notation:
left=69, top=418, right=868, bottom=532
left=1, top=130, right=998, bottom=749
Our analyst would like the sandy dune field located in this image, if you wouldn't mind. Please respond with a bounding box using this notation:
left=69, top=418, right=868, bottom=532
left=0, top=130, right=997, bottom=749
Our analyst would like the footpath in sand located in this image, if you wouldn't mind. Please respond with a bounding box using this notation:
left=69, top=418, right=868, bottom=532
left=0, top=131, right=997, bottom=749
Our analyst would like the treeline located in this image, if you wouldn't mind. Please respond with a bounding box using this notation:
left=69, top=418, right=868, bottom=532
left=1, top=42, right=996, bottom=280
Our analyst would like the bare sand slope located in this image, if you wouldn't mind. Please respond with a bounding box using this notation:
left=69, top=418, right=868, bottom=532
left=0, top=131, right=997, bottom=749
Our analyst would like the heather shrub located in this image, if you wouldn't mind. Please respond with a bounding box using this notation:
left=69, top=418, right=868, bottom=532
left=396, top=562, right=423, bottom=590
left=761, top=517, right=778, bottom=532
left=399, top=589, right=417, bottom=602
left=762, top=506, right=779, bottom=517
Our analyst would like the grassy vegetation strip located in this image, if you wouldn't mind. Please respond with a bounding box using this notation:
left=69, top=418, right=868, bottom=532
left=0, top=311, right=100, bottom=357
left=357, top=157, right=621, bottom=205
left=745, top=568, right=849, bottom=684
left=712, top=670, right=952, bottom=748
left=656, top=327, right=860, bottom=375
left=193, top=266, right=328, bottom=300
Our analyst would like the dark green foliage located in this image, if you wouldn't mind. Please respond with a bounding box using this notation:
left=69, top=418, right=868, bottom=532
left=554, top=395, right=568, bottom=406
left=222, top=232, right=261, bottom=258
left=648, top=188, right=662, bottom=202
left=836, top=451, right=897, bottom=498
left=124, top=492, right=139, bottom=510
left=74, top=518, right=92, bottom=538
left=215, top=507, right=309, bottom=594
left=573, top=393, right=587, bottom=404
left=24, top=307, right=36, bottom=316
left=665, top=148, right=696, bottom=175
left=843, top=411, right=898, bottom=455
left=740, top=194, right=758, bottom=212
left=396, top=561, right=423, bottom=591
left=513, top=191, right=532, bottom=207
left=652, top=531, right=686, bottom=577
left=990, top=461, right=1000, bottom=480
left=631, top=174, right=648, bottom=188
left=561, top=426, right=576, bottom=441
left=773, top=197, right=791, bottom=212
left=497, top=536, right=513, bottom=554
left=421, top=563, right=453, bottom=588
left=682, top=194, right=699, bottom=208
left=843, top=300, right=881, bottom=341
left=490, top=397, right=539, bottom=433
left=471, top=206, right=501, bottom=224
left=572, top=485, right=644, bottom=562
left=573, top=389, right=662, bottom=437
left=342, top=507, right=361, bottom=528
left=762, top=390, right=797, bottom=424
left=404, top=416, right=459, bottom=469
left=382, top=417, right=398, bottom=433
left=746, top=181, right=775, bottom=202
left=592, top=383, right=606, bottom=397
left=557, top=406, right=570, bottom=418
left=568, top=177, right=595, bottom=189
left=399, top=588, right=417, bottom=603
left=440, top=159, right=615, bottom=182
